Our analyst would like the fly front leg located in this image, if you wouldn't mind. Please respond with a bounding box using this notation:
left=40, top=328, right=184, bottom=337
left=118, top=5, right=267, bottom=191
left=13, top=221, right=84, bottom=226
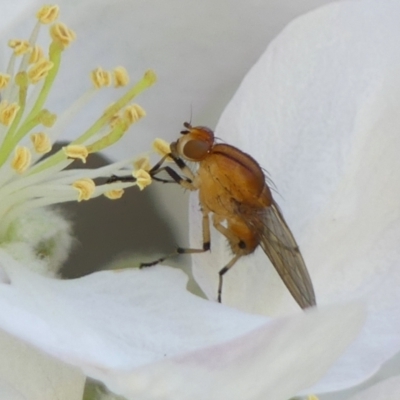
left=150, top=151, right=196, bottom=188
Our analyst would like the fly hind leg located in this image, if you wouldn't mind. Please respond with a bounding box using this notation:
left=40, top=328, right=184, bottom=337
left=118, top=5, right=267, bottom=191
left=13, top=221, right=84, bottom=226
left=218, top=254, right=242, bottom=303
left=212, top=215, right=253, bottom=303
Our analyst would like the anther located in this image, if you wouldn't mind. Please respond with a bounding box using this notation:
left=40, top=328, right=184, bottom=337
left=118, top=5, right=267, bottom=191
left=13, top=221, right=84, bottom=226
left=104, top=189, right=125, bottom=200
left=113, top=66, right=129, bottom=87
left=63, top=145, right=89, bottom=163
left=133, top=156, right=151, bottom=172
left=28, top=58, right=54, bottom=84
left=132, top=169, right=152, bottom=190
left=91, top=67, right=112, bottom=89
left=0, top=101, right=20, bottom=126
left=72, top=178, right=95, bottom=201
left=11, top=146, right=31, bottom=173
left=36, top=5, right=60, bottom=24
left=30, top=132, right=52, bottom=154
left=50, top=22, right=76, bottom=48
left=29, top=45, right=45, bottom=65
left=0, top=73, right=11, bottom=90
left=8, top=39, right=31, bottom=56
left=153, top=139, right=171, bottom=158
left=124, top=104, right=146, bottom=125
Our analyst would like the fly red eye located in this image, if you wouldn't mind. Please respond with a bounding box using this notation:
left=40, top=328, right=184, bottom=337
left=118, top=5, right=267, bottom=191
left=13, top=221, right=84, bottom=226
left=182, top=139, right=210, bottom=160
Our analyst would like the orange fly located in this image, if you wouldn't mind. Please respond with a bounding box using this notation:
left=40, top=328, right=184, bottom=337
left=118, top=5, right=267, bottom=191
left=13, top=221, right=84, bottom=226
left=112, top=123, right=316, bottom=309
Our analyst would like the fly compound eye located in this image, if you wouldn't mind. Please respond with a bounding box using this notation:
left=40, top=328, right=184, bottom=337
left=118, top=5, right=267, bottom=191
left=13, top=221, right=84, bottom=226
left=182, top=139, right=210, bottom=161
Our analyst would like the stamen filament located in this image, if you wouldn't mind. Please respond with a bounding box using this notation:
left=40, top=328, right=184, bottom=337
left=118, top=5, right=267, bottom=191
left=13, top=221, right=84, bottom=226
left=28, top=70, right=156, bottom=175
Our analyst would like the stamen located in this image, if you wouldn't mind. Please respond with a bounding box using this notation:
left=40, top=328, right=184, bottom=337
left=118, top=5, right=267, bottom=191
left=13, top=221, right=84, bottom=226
left=36, top=5, right=60, bottom=24
left=0, top=4, right=158, bottom=237
left=113, top=66, right=129, bottom=87
left=29, top=45, right=45, bottom=65
left=8, top=39, right=31, bottom=56
left=153, top=138, right=171, bottom=157
left=133, top=169, right=152, bottom=190
left=27, top=58, right=54, bottom=84
left=63, top=145, right=89, bottom=163
left=31, top=132, right=52, bottom=154
left=11, top=146, right=31, bottom=173
left=133, top=156, right=151, bottom=172
left=104, top=189, right=125, bottom=199
left=91, top=67, right=112, bottom=89
left=124, top=104, right=146, bottom=125
left=86, top=120, right=128, bottom=154
left=49, top=22, right=76, bottom=48
left=72, top=178, right=95, bottom=201
left=0, top=101, right=20, bottom=126
left=0, top=73, right=11, bottom=89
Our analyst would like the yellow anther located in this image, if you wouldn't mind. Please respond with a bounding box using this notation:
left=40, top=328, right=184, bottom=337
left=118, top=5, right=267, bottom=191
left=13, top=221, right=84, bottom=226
left=38, top=109, right=57, bottom=127
left=134, top=156, right=151, bottom=172
left=91, top=67, right=112, bottom=89
left=0, top=73, right=11, bottom=89
left=30, top=132, right=52, bottom=154
left=72, top=178, right=95, bottom=202
left=11, top=146, right=31, bottom=174
left=29, top=45, right=44, bottom=64
left=27, top=58, right=54, bottom=84
left=8, top=39, right=31, bottom=56
left=113, top=66, right=129, bottom=87
left=50, top=22, right=76, bottom=48
left=133, top=168, right=152, bottom=190
left=36, top=5, right=60, bottom=24
left=0, top=101, right=20, bottom=126
left=104, top=189, right=124, bottom=199
left=153, top=138, right=172, bottom=158
left=306, top=396, right=319, bottom=400
left=63, top=145, right=89, bottom=163
left=109, top=113, right=121, bottom=129
left=124, top=104, right=146, bottom=125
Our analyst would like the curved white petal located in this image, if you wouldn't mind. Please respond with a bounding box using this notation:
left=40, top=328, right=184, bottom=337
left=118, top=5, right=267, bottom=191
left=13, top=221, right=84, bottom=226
left=7, top=0, right=332, bottom=158
left=0, top=328, right=85, bottom=400
left=189, top=0, right=400, bottom=392
left=348, top=376, right=400, bottom=400
left=0, top=252, right=364, bottom=399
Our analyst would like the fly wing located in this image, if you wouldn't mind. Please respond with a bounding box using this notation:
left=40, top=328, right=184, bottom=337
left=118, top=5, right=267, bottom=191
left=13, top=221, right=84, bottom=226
left=246, top=201, right=316, bottom=309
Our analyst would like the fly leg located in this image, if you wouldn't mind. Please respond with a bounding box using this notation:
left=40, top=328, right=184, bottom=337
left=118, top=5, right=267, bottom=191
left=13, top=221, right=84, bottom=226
left=150, top=152, right=196, bottom=187
left=107, top=152, right=196, bottom=186
left=212, top=215, right=246, bottom=303
left=140, top=211, right=211, bottom=267
left=217, top=254, right=242, bottom=303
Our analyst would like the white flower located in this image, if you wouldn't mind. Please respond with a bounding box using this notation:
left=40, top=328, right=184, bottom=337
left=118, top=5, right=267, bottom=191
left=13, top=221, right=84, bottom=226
left=0, top=2, right=369, bottom=400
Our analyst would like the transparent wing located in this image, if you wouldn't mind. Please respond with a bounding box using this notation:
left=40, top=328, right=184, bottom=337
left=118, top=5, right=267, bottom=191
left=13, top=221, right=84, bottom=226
left=246, top=201, right=316, bottom=309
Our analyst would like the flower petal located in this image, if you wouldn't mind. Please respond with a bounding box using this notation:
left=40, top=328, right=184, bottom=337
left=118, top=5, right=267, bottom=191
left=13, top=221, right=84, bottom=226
left=348, top=376, right=400, bottom=400
left=0, top=251, right=364, bottom=399
left=95, top=303, right=364, bottom=400
left=189, top=0, right=400, bottom=392
left=35, top=0, right=333, bottom=156
left=0, top=328, right=85, bottom=400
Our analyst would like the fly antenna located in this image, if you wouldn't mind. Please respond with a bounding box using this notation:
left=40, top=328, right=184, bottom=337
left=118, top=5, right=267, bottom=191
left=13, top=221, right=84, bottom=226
left=182, top=105, right=193, bottom=133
